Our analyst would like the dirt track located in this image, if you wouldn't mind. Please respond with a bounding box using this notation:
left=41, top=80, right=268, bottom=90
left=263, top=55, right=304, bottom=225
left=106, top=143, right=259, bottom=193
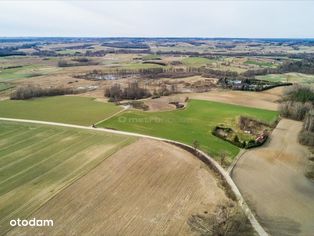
left=8, top=139, right=228, bottom=236
left=232, top=119, right=314, bottom=236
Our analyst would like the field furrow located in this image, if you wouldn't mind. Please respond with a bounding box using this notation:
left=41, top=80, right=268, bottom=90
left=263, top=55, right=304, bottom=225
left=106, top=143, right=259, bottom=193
left=0, top=121, right=136, bottom=235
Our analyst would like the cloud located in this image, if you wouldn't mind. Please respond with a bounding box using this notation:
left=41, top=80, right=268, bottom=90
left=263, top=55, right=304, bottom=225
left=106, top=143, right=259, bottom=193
left=0, top=0, right=313, bottom=38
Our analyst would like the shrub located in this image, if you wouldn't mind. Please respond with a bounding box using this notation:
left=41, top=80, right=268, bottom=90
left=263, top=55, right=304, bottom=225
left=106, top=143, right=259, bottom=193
left=298, top=130, right=314, bottom=146
left=305, top=168, right=314, bottom=180
left=57, top=60, right=69, bottom=67
left=128, top=101, right=149, bottom=111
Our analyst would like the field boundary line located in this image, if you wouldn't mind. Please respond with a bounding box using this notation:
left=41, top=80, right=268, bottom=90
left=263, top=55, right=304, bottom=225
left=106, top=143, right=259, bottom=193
left=94, top=106, right=128, bottom=126
left=0, top=117, right=268, bottom=236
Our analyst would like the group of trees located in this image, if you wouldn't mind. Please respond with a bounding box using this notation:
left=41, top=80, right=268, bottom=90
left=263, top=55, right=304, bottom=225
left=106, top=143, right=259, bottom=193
left=277, top=84, right=314, bottom=181
left=105, top=82, right=151, bottom=102
left=278, top=58, right=314, bottom=74
left=188, top=203, right=254, bottom=236
left=242, top=58, right=314, bottom=78
left=10, top=85, right=80, bottom=100
left=279, top=85, right=314, bottom=148
left=0, top=43, right=36, bottom=57
left=279, top=85, right=314, bottom=121
left=77, top=66, right=240, bottom=81
left=102, top=41, right=150, bottom=49
left=57, top=58, right=98, bottom=67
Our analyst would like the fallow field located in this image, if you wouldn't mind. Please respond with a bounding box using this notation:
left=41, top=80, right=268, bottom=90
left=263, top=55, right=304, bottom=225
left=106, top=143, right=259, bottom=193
left=232, top=119, right=314, bottom=235
left=0, top=121, right=136, bottom=235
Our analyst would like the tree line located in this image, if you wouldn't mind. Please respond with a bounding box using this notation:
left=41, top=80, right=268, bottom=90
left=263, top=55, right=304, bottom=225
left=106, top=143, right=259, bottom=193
left=10, top=85, right=82, bottom=100
left=105, top=81, right=151, bottom=102
left=279, top=85, right=314, bottom=151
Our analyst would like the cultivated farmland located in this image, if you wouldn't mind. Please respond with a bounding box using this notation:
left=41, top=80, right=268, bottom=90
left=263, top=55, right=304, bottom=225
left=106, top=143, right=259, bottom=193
left=163, top=87, right=283, bottom=111
left=181, top=56, right=213, bottom=66
left=232, top=119, right=314, bottom=235
left=257, top=73, right=314, bottom=84
left=0, top=121, right=136, bottom=235
left=98, top=99, right=279, bottom=161
left=0, top=96, right=122, bottom=126
left=0, top=65, right=59, bottom=82
left=8, top=139, right=228, bottom=236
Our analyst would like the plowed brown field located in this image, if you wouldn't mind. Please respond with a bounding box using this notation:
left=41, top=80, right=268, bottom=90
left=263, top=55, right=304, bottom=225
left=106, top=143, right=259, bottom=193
left=232, top=119, right=314, bottom=236
left=8, top=139, right=227, bottom=236
left=144, top=87, right=283, bottom=112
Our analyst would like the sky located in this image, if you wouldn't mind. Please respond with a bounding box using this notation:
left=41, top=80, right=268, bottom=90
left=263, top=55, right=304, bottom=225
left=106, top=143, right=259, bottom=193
left=0, top=0, right=313, bottom=38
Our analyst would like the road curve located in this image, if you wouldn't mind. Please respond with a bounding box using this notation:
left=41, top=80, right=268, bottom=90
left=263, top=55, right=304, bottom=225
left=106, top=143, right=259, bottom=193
left=0, top=117, right=268, bottom=236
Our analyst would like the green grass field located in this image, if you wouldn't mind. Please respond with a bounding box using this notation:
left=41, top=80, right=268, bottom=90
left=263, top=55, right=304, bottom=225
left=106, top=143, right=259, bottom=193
left=142, top=54, right=161, bottom=60
left=0, top=82, right=13, bottom=92
left=98, top=99, right=278, bottom=161
left=244, top=59, right=275, bottom=68
left=257, top=73, right=314, bottom=84
left=56, top=49, right=82, bottom=55
left=0, top=96, right=122, bottom=125
left=182, top=57, right=213, bottom=66
left=0, top=121, right=135, bottom=235
left=0, top=65, right=59, bottom=82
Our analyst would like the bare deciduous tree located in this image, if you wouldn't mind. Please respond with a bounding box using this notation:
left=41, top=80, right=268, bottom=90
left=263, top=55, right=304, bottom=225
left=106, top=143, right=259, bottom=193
left=188, top=203, right=254, bottom=236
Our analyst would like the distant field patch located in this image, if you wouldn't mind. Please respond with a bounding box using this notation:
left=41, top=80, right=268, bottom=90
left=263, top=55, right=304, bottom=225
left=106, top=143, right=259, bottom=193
left=0, top=65, right=59, bottom=82
left=98, top=99, right=278, bottom=161
left=120, top=62, right=165, bottom=70
left=0, top=82, right=13, bottom=92
left=0, top=121, right=136, bottom=235
left=244, top=59, right=275, bottom=68
left=0, top=96, right=122, bottom=125
left=182, top=57, right=213, bottom=66
left=142, top=54, right=161, bottom=60
left=257, top=73, right=314, bottom=84
left=56, top=49, right=81, bottom=55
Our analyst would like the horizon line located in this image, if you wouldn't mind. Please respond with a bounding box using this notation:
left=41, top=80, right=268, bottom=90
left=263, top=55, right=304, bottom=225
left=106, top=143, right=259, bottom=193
left=1, top=36, right=314, bottom=40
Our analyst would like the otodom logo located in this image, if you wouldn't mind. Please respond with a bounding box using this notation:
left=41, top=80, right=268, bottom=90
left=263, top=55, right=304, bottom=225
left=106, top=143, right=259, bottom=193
left=10, top=218, right=54, bottom=227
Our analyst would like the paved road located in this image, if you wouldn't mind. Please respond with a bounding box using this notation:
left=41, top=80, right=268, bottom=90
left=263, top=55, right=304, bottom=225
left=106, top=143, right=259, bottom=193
left=0, top=117, right=268, bottom=236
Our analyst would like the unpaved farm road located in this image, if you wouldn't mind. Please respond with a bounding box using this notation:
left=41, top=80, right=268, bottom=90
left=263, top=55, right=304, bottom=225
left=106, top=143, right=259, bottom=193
left=232, top=119, right=314, bottom=236
left=0, top=117, right=267, bottom=236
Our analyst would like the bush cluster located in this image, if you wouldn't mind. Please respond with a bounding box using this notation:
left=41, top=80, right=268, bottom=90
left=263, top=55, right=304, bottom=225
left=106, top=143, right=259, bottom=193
left=299, top=130, right=314, bottom=146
